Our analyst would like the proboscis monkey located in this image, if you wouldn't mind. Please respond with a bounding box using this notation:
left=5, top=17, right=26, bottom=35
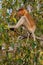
left=9, top=8, right=36, bottom=41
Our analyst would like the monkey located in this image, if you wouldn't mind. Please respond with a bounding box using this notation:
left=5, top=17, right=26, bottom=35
left=8, top=8, right=36, bottom=41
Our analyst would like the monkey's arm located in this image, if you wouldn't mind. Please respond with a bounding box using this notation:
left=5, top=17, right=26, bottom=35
left=8, top=16, right=26, bottom=29
left=14, top=16, right=26, bottom=28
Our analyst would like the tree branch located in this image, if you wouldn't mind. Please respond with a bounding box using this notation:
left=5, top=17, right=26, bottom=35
left=35, top=36, right=43, bottom=41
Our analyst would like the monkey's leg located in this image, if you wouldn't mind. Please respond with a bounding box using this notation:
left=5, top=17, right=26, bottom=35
left=32, top=32, right=36, bottom=41
left=26, top=32, right=30, bottom=43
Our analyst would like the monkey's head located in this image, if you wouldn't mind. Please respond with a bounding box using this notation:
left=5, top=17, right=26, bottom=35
left=17, top=8, right=27, bottom=16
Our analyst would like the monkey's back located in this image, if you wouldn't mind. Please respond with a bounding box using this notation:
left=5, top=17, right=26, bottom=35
left=24, top=13, right=36, bottom=32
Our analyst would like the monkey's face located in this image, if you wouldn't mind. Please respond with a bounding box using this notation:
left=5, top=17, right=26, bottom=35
left=17, top=9, right=25, bottom=17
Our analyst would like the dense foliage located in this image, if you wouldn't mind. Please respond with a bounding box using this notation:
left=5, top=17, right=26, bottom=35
left=0, top=0, right=43, bottom=65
